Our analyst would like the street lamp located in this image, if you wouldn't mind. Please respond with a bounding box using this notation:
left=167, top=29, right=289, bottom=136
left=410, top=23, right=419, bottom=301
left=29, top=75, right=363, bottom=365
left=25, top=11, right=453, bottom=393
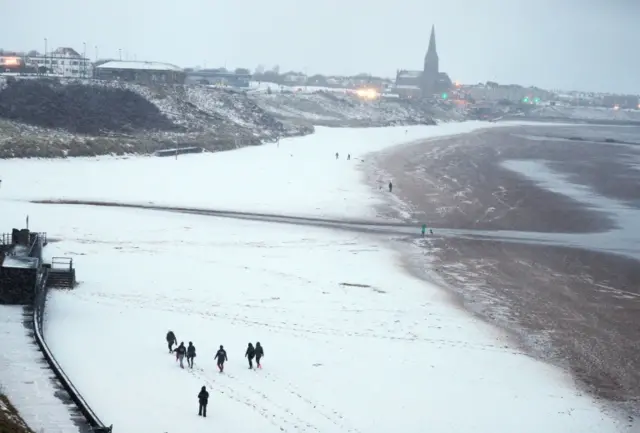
left=44, top=38, right=48, bottom=75
left=83, top=42, right=86, bottom=78
left=119, top=49, right=122, bottom=60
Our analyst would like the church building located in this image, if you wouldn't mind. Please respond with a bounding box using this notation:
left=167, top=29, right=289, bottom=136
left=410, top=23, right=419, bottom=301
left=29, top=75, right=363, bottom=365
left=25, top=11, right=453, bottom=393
left=395, top=25, right=452, bottom=99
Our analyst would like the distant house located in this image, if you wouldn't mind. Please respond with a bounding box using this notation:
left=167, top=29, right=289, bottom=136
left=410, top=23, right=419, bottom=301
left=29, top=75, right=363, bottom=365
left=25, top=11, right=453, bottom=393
left=185, top=69, right=251, bottom=87
left=96, top=61, right=185, bottom=84
left=282, top=72, right=307, bottom=84
left=27, top=47, right=92, bottom=78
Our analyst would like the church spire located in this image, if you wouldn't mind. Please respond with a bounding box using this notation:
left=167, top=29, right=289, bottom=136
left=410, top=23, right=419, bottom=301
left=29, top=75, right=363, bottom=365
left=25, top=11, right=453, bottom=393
left=422, top=24, right=440, bottom=97
left=427, top=25, right=437, bottom=57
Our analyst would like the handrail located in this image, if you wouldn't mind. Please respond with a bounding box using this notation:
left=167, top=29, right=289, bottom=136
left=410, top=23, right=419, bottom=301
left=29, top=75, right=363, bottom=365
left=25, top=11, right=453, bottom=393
left=32, top=240, right=113, bottom=432
left=51, top=256, right=73, bottom=271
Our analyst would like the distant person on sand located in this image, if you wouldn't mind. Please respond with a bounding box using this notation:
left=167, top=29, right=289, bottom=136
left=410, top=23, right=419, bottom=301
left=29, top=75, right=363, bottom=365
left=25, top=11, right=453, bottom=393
left=245, top=343, right=256, bottom=369
left=166, top=330, right=177, bottom=353
left=388, top=181, right=393, bottom=193
left=335, top=152, right=339, bottom=159
left=198, top=386, right=209, bottom=417
left=187, top=342, right=197, bottom=368
left=215, top=345, right=228, bottom=372
left=174, top=342, right=186, bottom=368
left=347, top=154, right=351, bottom=160
left=255, top=342, right=264, bottom=369
left=421, top=224, right=426, bottom=237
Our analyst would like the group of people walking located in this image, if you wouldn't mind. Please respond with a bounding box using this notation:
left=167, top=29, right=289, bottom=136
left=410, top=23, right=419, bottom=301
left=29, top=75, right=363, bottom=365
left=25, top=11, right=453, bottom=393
left=166, top=331, right=197, bottom=369
left=166, top=331, right=266, bottom=418
left=166, top=331, right=265, bottom=372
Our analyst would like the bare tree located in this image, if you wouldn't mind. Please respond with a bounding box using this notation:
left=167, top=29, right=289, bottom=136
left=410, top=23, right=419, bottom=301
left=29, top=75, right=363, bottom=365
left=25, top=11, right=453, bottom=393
left=254, top=64, right=265, bottom=74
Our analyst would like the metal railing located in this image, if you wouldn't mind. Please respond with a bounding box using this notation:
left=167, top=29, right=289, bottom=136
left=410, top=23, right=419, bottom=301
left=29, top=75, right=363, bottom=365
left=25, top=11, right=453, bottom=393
left=51, top=256, right=73, bottom=271
left=32, top=260, right=112, bottom=432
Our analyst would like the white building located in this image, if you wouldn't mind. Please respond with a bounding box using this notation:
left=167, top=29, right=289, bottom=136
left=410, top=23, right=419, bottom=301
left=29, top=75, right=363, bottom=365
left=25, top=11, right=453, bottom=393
left=27, top=47, right=92, bottom=78
left=282, top=72, right=307, bottom=84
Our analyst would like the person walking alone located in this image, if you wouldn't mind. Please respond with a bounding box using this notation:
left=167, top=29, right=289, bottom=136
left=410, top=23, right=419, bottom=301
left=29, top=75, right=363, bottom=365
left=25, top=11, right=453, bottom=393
left=174, top=342, right=186, bottom=368
left=187, top=342, right=196, bottom=368
left=166, top=330, right=177, bottom=353
left=215, top=345, right=228, bottom=373
left=255, top=342, right=264, bottom=369
left=245, top=343, right=256, bottom=369
left=198, top=386, right=209, bottom=417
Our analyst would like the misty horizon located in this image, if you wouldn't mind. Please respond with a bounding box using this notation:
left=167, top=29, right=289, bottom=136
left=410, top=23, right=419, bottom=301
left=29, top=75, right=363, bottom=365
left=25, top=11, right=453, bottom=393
left=2, top=0, right=639, bottom=94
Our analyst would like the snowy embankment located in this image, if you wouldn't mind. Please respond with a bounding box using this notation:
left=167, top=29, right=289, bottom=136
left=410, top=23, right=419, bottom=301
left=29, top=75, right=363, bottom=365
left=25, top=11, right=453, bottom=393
left=0, top=77, right=310, bottom=158
left=0, top=76, right=458, bottom=159
left=529, top=105, right=640, bottom=122
left=247, top=80, right=465, bottom=126
left=0, top=122, right=630, bottom=433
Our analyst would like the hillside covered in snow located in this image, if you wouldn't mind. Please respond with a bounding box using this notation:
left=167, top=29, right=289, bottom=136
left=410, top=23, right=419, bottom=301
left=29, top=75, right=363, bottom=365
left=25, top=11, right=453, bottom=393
left=0, top=77, right=453, bottom=158
left=246, top=83, right=465, bottom=126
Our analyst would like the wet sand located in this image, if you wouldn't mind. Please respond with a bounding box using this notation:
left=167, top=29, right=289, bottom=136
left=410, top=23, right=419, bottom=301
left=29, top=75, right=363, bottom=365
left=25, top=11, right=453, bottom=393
left=375, top=124, right=640, bottom=421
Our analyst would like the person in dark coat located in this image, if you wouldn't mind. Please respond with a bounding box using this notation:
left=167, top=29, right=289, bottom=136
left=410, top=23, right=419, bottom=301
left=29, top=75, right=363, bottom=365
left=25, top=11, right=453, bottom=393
left=245, top=343, right=256, bottom=369
left=255, top=342, right=264, bottom=369
left=388, top=181, right=393, bottom=193
left=174, top=342, right=186, bottom=368
left=198, top=386, right=209, bottom=417
left=166, top=331, right=177, bottom=353
left=187, top=342, right=196, bottom=368
left=214, top=345, right=228, bottom=372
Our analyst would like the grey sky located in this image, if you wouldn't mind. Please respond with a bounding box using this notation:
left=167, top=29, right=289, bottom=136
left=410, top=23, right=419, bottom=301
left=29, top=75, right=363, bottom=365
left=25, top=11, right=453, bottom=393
left=2, top=0, right=638, bottom=93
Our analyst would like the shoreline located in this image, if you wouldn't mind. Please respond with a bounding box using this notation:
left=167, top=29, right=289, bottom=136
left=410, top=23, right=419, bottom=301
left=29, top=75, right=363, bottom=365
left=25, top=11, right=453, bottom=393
left=370, top=124, right=640, bottom=423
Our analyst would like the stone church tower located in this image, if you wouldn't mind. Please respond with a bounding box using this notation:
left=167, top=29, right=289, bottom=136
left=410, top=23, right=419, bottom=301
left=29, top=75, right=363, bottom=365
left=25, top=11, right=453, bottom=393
left=422, top=25, right=439, bottom=97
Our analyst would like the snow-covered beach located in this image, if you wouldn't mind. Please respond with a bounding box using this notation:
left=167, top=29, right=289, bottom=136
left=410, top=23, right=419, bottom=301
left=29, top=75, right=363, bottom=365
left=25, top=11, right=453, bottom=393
left=0, top=123, right=631, bottom=432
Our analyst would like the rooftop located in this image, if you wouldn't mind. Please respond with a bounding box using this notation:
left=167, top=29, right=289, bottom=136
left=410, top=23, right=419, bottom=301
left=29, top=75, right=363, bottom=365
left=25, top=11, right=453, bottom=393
left=1, top=244, right=38, bottom=269
left=397, top=70, right=422, bottom=78
left=52, top=47, right=81, bottom=57
left=97, top=61, right=183, bottom=72
left=395, top=84, right=421, bottom=90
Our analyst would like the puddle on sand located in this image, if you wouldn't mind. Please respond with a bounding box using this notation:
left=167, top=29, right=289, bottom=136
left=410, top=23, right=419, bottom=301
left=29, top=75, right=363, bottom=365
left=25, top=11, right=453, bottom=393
left=455, top=159, right=640, bottom=260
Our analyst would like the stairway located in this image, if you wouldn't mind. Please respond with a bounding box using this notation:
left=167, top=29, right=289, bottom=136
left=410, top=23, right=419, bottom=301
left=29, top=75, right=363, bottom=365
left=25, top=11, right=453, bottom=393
left=45, top=257, right=76, bottom=289
left=47, top=269, right=75, bottom=288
